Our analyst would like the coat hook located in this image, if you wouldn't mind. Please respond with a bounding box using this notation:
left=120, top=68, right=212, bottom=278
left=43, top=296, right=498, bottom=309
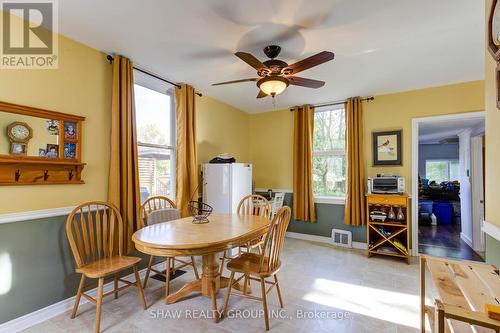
left=43, top=170, right=49, bottom=181
left=15, top=169, right=21, bottom=182
left=68, top=170, right=74, bottom=180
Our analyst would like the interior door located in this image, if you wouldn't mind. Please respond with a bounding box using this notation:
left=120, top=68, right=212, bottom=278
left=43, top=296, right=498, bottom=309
left=471, top=135, right=485, bottom=253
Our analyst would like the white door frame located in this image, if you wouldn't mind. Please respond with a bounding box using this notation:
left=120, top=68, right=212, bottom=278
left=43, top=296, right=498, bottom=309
left=411, top=111, right=485, bottom=256
left=471, top=134, right=485, bottom=253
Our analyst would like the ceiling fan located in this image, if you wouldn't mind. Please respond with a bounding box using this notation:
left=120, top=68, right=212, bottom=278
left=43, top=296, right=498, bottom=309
left=212, top=45, right=335, bottom=98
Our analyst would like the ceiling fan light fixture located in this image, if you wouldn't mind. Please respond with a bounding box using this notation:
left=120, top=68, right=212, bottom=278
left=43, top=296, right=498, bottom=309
left=257, top=76, right=289, bottom=97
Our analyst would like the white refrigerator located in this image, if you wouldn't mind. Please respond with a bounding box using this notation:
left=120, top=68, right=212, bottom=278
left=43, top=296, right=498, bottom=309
left=202, top=163, right=252, bottom=214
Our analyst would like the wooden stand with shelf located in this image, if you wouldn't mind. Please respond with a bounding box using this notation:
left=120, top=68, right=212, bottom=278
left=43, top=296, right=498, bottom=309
left=366, top=193, right=410, bottom=264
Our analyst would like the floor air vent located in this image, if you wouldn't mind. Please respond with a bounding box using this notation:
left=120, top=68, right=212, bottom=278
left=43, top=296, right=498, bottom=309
left=331, top=229, right=352, bottom=248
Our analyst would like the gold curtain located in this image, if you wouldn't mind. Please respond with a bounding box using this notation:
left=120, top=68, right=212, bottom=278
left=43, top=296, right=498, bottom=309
left=108, top=55, right=141, bottom=253
left=175, top=84, right=198, bottom=217
left=293, top=105, right=316, bottom=222
left=344, top=97, right=366, bottom=226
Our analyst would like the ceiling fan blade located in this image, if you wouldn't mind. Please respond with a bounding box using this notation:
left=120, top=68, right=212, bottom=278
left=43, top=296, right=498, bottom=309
left=288, top=76, right=325, bottom=88
left=212, top=78, right=259, bottom=86
left=286, top=51, right=335, bottom=74
left=257, top=90, right=268, bottom=98
left=235, top=52, right=268, bottom=70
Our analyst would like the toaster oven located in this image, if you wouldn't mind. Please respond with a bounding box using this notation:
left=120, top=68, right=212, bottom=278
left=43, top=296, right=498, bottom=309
left=368, top=176, right=405, bottom=194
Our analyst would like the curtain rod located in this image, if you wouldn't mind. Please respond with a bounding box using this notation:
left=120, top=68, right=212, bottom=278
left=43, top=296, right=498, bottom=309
left=106, top=55, right=202, bottom=97
left=289, top=96, right=374, bottom=112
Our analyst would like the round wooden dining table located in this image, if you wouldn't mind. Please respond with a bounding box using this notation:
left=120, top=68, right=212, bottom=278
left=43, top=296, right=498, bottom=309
left=132, top=213, right=270, bottom=320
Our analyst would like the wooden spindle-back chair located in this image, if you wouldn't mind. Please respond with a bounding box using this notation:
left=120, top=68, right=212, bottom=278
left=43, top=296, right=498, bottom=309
left=66, top=201, right=146, bottom=333
left=139, top=196, right=199, bottom=298
left=220, top=194, right=271, bottom=274
left=139, top=195, right=176, bottom=229
left=220, top=206, right=291, bottom=330
left=237, top=194, right=272, bottom=218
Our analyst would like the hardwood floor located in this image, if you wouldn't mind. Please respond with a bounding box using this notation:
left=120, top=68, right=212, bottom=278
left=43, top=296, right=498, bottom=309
left=418, top=220, right=484, bottom=262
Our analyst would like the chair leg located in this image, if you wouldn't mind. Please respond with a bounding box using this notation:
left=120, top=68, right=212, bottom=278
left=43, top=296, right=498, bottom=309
left=165, top=257, right=171, bottom=301
left=260, top=277, right=270, bottom=331
left=219, top=251, right=226, bottom=275
left=221, top=271, right=235, bottom=319
left=243, top=274, right=249, bottom=295
left=171, top=257, right=176, bottom=275
left=210, top=279, right=219, bottom=323
left=191, top=256, right=200, bottom=279
left=143, top=255, right=154, bottom=289
left=274, top=275, right=284, bottom=308
left=95, top=278, right=104, bottom=333
left=70, top=274, right=85, bottom=319
left=114, top=273, right=119, bottom=299
left=133, top=265, right=147, bottom=310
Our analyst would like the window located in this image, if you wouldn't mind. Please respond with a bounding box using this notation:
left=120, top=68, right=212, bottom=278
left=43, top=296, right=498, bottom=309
left=134, top=72, right=176, bottom=203
left=425, top=160, right=459, bottom=183
left=312, top=107, right=346, bottom=199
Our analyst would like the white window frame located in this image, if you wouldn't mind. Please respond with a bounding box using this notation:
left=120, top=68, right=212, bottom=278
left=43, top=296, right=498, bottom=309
left=312, top=105, right=346, bottom=205
left=134, top=70, right=176, bottom=200
left=424, top=159, right=459, bottom=183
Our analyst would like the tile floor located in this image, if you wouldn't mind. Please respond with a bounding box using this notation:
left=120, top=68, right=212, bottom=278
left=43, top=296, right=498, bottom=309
left=23, top=238, right=424, bottom=333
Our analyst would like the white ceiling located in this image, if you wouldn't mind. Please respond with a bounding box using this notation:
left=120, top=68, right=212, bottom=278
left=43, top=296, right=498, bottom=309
left=419, top=116, right=485, bottom=144
left=58, top=0, right=485, bottom=113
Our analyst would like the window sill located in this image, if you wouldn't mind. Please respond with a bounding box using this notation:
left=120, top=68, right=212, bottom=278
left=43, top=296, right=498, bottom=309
left=314, top=196, right=346, bottom=205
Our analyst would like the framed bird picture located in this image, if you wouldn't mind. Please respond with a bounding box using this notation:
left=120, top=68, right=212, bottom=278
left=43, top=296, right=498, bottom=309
left=372, top=130, right=402, bottom=166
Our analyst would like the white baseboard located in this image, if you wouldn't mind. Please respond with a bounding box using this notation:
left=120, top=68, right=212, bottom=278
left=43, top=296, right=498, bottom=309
left=460, top=232, right=473, bottom=248
left=285, top=231, right=367, bottom=250
left=483, top=220, right=500, bottom=242
left=0, top=262, right=165, bottom=333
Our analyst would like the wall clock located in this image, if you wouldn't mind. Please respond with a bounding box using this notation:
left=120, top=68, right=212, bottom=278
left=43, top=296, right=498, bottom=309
left=489, top=0, right=500, bottom=109
left=7, top=121, right=32, bottom=156
left=489, top=0, right=500, bottom=60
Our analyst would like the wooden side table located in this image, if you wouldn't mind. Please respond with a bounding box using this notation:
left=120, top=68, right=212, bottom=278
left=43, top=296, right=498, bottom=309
left=366, top=193, right=410, bottom=263
left=420, top=255, right=500, bottom=333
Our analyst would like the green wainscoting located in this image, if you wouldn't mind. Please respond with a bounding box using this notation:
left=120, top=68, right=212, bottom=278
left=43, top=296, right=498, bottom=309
left=277, top=193, right=367, bottom=243
left=0, top=215, right=153, bottom=324
left=486, top=235, right=500, bottom=267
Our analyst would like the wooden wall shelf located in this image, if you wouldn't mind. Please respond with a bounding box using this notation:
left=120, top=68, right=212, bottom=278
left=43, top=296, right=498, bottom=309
left=0, top=155, right=85, bottom=185
left=0, top=100, right=85, bottom=185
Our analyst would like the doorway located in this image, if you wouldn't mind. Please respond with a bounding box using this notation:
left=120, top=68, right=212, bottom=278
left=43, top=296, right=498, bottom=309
left=411, top=112, right=485, bottom=261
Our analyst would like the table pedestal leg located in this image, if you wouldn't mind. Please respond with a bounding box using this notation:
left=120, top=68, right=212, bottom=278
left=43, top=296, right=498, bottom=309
left=202, top=253, right=220, bottom=296
left=166, top=252, right=249, bottom=315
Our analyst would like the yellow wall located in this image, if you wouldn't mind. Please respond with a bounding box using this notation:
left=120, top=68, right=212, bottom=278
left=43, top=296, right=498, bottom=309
left=485, top=0, right=500, bottom=227
left=249, top=108, right=293, bottom=189
left=364, top=81, right=484, bottom=192
left=0, top=36, right=112, bottom=213
left=248, top=81, right=485, bottom=190
left=196, top=95, right=250, bottom=164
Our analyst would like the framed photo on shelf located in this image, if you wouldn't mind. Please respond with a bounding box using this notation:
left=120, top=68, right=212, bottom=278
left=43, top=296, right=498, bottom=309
left=64, top=121, right=77, bottom=139
left=46, top=144, right=59, bottom=158
left=64, top=142, right=76, bottom=159
left=372, top=130, right=402, bottom=166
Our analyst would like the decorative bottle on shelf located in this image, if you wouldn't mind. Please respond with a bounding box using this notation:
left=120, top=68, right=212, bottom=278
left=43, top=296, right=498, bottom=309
left=387, top=206, right=396, bottom=221
left=396, top=206, right=405, bottom=221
